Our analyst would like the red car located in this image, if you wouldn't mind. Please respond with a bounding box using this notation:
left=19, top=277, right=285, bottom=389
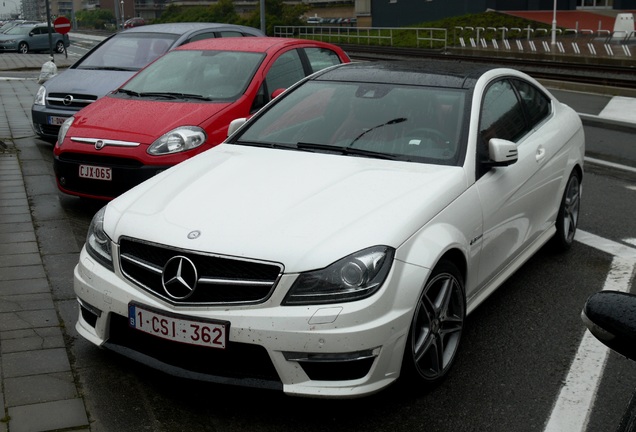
left=123, top=17, right=145, bottom=29
left=54, top=37, right=350, bottom=200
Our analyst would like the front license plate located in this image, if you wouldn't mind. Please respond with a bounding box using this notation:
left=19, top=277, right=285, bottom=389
left=48, top=116, right=69, bottom=125
left=79, top=165, right=112, bottom=181
left=128, top=303, right=228, bottom=349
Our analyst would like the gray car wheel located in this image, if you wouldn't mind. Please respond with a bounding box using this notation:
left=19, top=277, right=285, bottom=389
left=402, top=260, right=465, bottom=387
left=552, top=170, right=581, bottom=251
left=18, top=42, right=28, bottom=54
left=55, top=40, right=65, bottom=53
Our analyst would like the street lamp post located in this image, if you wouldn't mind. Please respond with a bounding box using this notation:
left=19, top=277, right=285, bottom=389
left=120, top=0, right=125, bottom=28
left=551, top=0, right=557, bottom=46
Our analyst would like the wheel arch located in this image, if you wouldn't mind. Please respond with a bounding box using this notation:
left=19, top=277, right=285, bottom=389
left=437, top=248, right=467, bottom=286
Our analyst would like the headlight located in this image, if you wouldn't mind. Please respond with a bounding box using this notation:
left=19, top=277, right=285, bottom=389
left=34, top=86, right=46, bottom=105
left=147, top=126, right=207, bottom=155
left=283, top=246, right=395, bottom=305
left=57, top=116, right=74, bottom=148
left=85, top=207, right=114, bottom=271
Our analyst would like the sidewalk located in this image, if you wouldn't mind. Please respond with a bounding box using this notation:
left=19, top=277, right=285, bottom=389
left=0, top=54, right=90, bottom=432
left=0, top=47, right=635, bottom=432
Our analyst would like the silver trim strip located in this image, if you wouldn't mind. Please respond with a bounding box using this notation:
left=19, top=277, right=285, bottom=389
left=71, top=137, right=140, bottom=147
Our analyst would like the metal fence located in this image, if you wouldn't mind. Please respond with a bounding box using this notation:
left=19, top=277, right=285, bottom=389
left=274, top=26, right=448, bottom=50
left=274, top=25, right=636, bottom=59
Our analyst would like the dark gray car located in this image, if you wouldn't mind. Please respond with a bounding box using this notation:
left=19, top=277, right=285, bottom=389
left=32, top=22, right=264, bottom=142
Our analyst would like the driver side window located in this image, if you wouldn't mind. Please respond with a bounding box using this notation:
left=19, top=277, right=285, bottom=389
left=479, top=79, right=527, bottom=144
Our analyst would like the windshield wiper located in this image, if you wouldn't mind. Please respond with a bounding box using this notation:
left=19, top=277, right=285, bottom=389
left=297, top=142, right=400, bottom=160
left=136, top=92, right=212, bottom=101
left=79, top=66, right=138, bottom=71
left=348, top=117, right=407, bottom=147
left=233, top=140, right=296, bottom=150
left=115, top=88, right=141, bottom=97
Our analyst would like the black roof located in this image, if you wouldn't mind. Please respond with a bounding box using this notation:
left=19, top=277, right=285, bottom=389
left=314, top=60, right=495, bottom=89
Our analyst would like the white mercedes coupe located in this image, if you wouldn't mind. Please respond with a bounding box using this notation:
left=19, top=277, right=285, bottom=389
left=74, top=60, right=585, bottom=398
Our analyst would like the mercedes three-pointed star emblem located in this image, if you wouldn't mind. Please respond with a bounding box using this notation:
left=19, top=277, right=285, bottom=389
left=161, top=256, right=198, bottom=300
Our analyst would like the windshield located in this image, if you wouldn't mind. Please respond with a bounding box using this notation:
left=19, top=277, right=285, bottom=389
left=235, top=81, right=467, bottom=165
left=6, top=25, right=32, bottom=35
left=77, top=33, right=179, bottom=70
left=119, top=50, right=264, bottom=101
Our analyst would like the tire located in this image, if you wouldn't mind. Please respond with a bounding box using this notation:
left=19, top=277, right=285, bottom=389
left=552, top=170, right=581, bottom=251
left=401, top=260, right=466, bottom=389
left=18, top=42, right=28, bottom=54
left=55, top=41, right=65, bottom=53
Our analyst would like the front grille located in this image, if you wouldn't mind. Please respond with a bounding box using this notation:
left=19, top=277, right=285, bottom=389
left=105, top=313, right=282, bottom=389
left=47, top=92, right=97, bottom=109
left=119, top=237, right=283, bottom=305
left=59, top=152, right=144, bottom=168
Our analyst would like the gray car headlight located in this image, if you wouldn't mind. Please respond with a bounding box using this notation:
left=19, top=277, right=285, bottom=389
left=85, top=207, right=114, bottom=271
left=147, top=126, right=207, bottom=155
left=283, top=246, right=395, bottom=305
left=57, top=116, right=74, bottom=148
left=34, top=86, right=46, bottom=105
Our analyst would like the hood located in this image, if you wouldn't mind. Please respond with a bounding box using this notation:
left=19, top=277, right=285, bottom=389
left=71, top=97, right=233, bottom=144
left=107, top=145, right=467, bottom=272
left=44, top=68, right=137, bottom=99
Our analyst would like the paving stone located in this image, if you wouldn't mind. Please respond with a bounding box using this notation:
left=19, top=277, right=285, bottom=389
left=0, top=278, right=50, bottom=295
left=0, top=308, right=59, bottom=332
left=2, top=348, right=71, bottom=378
left=0, top=241, right=39, bottom=257
left=8, top=398, right=88, bottom=432
left=4, top=372, right=78, bottom=407
left=0, top=326, right=64, bottom=353
left=0, top=265, right=46, bottom=282
left=0, top=292, right=55, bottom=313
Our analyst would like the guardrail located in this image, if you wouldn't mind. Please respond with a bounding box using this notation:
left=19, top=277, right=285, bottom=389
left=274, top=26, right=447, bottom=50
left=274, top=25, right=635, bottom=59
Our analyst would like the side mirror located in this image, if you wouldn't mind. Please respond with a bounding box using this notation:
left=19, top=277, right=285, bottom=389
left=488, top=138, right=518, bottom=166
left=582, top=290, right=636, bottom=361
left=227, top=118, right=247, bottom=137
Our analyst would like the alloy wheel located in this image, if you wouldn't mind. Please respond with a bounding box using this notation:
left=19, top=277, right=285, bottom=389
left=409, top=263, right=465, bottom=381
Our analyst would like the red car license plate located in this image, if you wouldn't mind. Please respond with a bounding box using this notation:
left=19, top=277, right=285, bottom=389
left=79, top=165, right=112, bottom=181
left=128, top=303, right=228, bottom=349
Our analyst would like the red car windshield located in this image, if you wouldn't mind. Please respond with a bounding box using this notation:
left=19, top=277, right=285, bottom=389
left=119, top=49, right=265, bottom=101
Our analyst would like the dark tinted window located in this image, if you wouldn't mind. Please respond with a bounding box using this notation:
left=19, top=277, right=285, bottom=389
left=479, top=79, right=527, bottom=143
left=265, top=49, right=305, bottom=93
left=511, top=79, right=551, bottom=128
left=303, top=47, right=342, bottom=73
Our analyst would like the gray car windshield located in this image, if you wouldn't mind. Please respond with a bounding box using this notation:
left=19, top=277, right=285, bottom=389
left=118, top=50, right=264, bottom=101
left=78, top=33, right=179, bottom=70
left=236, top=81, right=467, bottom=165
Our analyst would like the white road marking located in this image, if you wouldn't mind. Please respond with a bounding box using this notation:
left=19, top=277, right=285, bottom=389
left=584, top=157, right=636, bottom=175
left=598, top=96, right=636, bottom=124
left=543, top=229, right=636, bottom=432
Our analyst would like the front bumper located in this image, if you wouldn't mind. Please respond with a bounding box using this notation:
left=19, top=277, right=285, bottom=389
left=32, top=104, right=77, bottom=141
left=74, top=246, right=429, bottom=398
left=54, top=153, right=167, bottom=200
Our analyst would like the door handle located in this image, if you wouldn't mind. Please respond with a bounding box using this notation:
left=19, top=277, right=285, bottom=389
left=536, top=145, right=546, bottom=162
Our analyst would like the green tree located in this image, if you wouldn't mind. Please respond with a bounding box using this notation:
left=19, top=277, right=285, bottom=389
left=75, top=9, right=115, bottom=30
left=244, top=0, right=308, bottom=35
left=157, top=0, right=240, bottom=24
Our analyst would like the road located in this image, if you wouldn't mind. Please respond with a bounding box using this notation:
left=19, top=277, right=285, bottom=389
left=18, top=37, right=636, bottom=431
